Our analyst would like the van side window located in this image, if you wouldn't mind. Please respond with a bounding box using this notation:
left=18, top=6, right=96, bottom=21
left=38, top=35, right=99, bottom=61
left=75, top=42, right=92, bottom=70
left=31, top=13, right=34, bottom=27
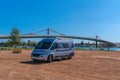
left=63, top=43, right=69, bottom=48
left=72, top=43, right=74, bottom=48
left=68, top=43, right=74, bottom=48
left=57, top=43, right=63, bottom=48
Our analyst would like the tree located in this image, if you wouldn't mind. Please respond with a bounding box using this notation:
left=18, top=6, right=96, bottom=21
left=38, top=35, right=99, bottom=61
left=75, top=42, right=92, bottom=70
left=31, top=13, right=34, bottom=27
left=27, top=40, right=37, bottom=47
left=80, top=41, right=84, bottom=45
left=22, top=41, right=27, bottom=46
left=8, top=27, right=21, bottom=47
left=27, top=40, right=31, bottom=46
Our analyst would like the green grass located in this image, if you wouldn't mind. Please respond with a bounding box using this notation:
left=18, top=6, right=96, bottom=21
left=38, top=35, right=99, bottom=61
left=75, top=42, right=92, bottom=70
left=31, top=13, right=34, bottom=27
left=0, top=47, right=14, bottom=50
left=23, top=48, right=34, bottom=50
left=0, top=47, right=34, bottom=50
left=75, top=48, right=86, bottom=50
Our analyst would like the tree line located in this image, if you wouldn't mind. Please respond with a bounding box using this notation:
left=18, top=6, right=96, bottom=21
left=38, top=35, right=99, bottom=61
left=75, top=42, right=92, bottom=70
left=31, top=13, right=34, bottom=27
left=0, top=27, right=37, bottom=47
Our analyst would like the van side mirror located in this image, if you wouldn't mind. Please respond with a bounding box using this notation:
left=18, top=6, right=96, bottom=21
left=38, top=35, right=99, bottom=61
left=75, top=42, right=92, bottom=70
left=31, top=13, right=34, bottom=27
left=51, top=43, right=57, bottom=50
left=51, top=47, right=55, bottom=50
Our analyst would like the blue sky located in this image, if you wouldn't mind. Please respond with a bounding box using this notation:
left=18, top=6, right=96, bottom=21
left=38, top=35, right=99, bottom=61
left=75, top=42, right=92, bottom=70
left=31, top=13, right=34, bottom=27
left=0, top=0, right=120, bottom=42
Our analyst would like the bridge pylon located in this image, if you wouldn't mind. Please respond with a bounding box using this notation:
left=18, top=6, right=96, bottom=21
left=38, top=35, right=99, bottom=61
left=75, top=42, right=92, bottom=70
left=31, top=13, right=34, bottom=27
left=47, top=28, right=50, bottom=35
left=96, top=35, right=98, bottom=48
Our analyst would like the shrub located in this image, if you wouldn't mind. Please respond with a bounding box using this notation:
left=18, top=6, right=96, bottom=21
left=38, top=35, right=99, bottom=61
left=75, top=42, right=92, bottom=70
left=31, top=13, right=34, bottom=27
left=13, top=48, right=22, bottom=53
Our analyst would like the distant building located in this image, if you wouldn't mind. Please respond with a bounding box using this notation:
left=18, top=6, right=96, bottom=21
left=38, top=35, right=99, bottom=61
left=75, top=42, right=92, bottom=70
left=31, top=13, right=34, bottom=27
left=116, top=42, right=120, bottom=47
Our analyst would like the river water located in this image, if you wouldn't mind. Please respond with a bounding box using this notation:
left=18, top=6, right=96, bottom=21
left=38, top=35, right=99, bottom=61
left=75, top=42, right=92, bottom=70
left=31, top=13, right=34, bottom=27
left=75, top=46, right=120, bottom=51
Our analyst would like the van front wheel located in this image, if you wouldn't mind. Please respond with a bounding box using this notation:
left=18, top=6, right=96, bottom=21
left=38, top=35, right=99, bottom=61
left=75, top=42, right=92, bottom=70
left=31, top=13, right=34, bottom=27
left=68, top=54, right=72, bottom=60
left=47, top=55, right=53, bottom=63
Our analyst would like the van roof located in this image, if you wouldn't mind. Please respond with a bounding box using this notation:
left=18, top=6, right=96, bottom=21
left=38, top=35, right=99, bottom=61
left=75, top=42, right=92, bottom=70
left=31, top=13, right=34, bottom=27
left=41, top=38, right=55, bottom=42
left=41, top=38, right=73, bottom=42
left=56, top=37, right=73, bottom=40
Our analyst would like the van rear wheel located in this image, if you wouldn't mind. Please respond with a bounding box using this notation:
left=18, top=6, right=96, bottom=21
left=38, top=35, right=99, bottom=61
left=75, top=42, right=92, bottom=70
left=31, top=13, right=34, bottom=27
left=47, top=55, right=53, bottom=63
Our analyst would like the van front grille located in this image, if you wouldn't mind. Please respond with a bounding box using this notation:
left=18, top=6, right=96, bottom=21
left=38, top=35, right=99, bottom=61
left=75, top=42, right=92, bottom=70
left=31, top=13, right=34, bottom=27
left=32, top=53, right=40, bottom=57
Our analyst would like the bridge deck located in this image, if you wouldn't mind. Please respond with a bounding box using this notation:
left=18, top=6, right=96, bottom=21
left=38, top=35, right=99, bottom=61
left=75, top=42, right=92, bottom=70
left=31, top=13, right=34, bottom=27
left=0, top=35, right=114, bottom=44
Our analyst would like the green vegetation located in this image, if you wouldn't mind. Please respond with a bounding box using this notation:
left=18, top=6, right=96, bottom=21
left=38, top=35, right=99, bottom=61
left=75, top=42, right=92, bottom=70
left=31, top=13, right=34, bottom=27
left=0, top=47, right=14, bottom=50
left=75, top=48, right=86, bottom=50
left=0, top=47, right=34, bottom=50
left=8, top=27, right=21, bottom=47
left=0, top=27, right=37, bottom=51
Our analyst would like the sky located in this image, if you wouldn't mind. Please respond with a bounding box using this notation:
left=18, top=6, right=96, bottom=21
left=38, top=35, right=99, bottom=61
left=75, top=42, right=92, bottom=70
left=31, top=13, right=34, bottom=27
left=0, top=0, right=120, bottom=42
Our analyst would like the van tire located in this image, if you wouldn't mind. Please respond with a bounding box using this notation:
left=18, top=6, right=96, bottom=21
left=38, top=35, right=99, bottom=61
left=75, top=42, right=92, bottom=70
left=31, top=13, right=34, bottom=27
left=68, top=54, right=72, bottom=60
left=47, top=55, right=53, bottom=63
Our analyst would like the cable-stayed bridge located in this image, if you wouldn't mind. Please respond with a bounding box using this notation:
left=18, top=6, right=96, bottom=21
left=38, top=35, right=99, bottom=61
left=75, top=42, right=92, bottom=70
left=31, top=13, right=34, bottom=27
left=0, top=28, right=115, bottom=47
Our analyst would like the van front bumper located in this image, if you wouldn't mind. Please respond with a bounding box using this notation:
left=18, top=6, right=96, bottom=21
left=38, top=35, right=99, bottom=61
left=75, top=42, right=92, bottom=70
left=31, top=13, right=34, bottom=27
left=31, top=55, right=48, bottom=61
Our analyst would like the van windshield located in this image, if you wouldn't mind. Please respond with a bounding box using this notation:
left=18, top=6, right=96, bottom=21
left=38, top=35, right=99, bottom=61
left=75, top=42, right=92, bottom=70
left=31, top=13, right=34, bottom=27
left=35, top=42, right=52, bottom=49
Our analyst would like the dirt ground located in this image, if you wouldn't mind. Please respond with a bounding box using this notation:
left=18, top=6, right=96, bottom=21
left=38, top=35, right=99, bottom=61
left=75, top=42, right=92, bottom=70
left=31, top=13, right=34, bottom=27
left=0, top=50, right=120, bottom=80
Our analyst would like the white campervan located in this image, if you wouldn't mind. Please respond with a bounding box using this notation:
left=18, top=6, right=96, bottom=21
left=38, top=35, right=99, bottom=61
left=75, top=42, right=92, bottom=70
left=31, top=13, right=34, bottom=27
left=31, top=38, right=74, bottom=63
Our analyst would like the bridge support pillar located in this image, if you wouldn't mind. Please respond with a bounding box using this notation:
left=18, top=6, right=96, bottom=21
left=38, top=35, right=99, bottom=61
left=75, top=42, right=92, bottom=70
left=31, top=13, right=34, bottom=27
left=96, top=35, right=98, bottom=48
left=96, top=40, right=98, bottom=48
left=47, top=28, right=50, bottom=35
